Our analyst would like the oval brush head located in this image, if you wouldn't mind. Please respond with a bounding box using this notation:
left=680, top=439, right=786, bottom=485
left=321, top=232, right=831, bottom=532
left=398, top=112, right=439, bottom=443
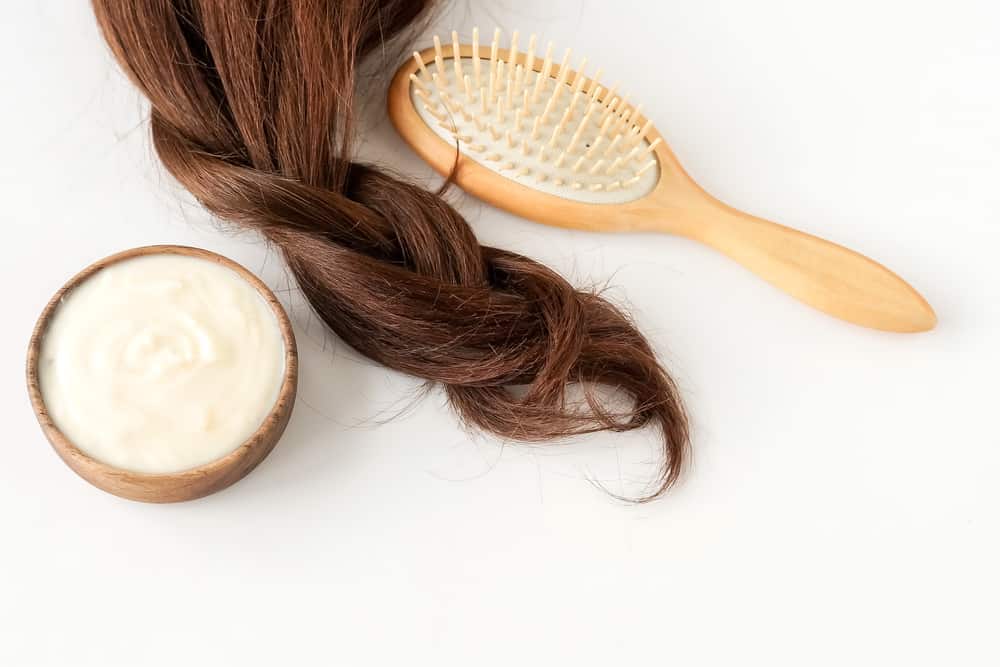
left=409, top=28, right=659, bottom=205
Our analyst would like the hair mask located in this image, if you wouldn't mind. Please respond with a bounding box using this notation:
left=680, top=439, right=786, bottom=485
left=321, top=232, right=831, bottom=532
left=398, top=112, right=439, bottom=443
left=37, top=253, right=286, bottom=474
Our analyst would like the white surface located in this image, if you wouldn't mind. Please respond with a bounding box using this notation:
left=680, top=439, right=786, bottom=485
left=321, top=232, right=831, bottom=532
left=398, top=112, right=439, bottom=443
left=2, top=1, right=998, bottom=665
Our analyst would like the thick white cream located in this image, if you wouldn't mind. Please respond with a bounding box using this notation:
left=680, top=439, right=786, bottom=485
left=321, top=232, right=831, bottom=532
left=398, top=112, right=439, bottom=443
left=38, top=253, right=286, bottom=474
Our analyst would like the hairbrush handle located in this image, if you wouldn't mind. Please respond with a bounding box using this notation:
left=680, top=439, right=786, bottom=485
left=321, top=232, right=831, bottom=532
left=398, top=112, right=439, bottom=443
left=661, top=195, right=937, bottom=332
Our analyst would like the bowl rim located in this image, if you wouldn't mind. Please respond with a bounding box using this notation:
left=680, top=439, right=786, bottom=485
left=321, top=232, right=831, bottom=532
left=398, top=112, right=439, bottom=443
left=25, top=244, right=298, bottom=502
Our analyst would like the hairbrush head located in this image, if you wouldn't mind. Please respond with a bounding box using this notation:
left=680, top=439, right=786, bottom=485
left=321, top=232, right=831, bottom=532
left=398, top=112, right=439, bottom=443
left=401, top=28, right=661, bottom=206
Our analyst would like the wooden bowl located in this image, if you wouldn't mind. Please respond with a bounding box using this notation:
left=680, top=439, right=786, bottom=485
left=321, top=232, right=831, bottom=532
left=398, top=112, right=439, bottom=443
left=25, top=245, right=298, bottom=503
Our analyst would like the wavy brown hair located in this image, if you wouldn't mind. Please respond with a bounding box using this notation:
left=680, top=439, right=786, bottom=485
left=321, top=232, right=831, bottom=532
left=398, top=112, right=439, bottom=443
left=91, top=0, right=689, bottom=500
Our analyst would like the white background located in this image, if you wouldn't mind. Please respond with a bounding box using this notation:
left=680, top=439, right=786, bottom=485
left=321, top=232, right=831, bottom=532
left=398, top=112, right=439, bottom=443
left=2, top=1, right=998, bottom=664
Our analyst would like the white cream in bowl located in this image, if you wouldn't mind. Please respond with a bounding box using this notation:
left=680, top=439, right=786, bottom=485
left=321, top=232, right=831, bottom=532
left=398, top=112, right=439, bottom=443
left=37, top=253, right=286, bottom=474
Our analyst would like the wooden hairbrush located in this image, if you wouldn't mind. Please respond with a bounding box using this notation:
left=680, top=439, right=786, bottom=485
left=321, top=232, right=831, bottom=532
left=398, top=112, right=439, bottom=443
left=387, top=28, right=936, bottom=333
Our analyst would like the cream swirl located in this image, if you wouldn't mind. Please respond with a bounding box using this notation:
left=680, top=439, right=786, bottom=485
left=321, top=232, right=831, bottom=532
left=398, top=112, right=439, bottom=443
left=38, top=254, right=286, bottom=473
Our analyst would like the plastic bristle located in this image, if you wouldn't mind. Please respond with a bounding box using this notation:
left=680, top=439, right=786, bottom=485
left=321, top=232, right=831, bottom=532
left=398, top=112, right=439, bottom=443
left=585, top=137, right=604, bottom=159
left=452, top=32, right=463, bottom=82
left=423, top=104, right=447, bottom=122
left=567, top=106, right=597, bottom=153
left=632, top=119, right=654, bottom=145
left=603, top=83, right=620, bottom=107
left=603, top=135, right=622, bottom=157
left=532, top=42, right=555, bottom=103
left=566, top=91, right=583, bottom=118
left=524, top=35, right=538, bottom=76
left=548, top=109, right=570, bottom=148
left=643, top=137, right=663, bottom=156
left=636, top=159, right=657, bottom=177
left=413, top=85, right=432, bottom=103
left=409, top=73, right=429, bottom=94
left=554, top=49, right=572, bottom=91
left=617, top=95, right=631, bottom=114
left=439, top=90, right=458, bottom=114
left=540, top=95, right=557, bottom=125
left=614, top=101, right=639, bottom=136
left=565, top=131, right=582, bottom=155
left=413, top=53, right=430, bottom=80
left=503, top=66, right=514, bottom=110
left=588, top=71, right=604, bottom=100
left=597, top=115, right=614, bottom=140
left=496, top=60, right=505, bottom=95
left=430, top=72, right=444, bottom=94
left=433, top=35, right=447, bottom=85
left=571, top=59, right=588, bottom=95
left=613, top=96, right=631, bottom=126
left=531, top=116, right=543, bottom=141
left=472, top=28, right=481, bottom=87
left=622, top=145, right=640, bottom=165
left=601, top=97, right=622, bottom=128
left=490, top=28, right=500, bottom=76
left=627, top=104, right=644, bottom=130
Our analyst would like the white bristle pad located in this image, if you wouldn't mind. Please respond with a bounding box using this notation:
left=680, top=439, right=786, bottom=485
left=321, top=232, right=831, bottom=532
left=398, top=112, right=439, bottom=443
left=410, top=29, right=660, bottom=205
